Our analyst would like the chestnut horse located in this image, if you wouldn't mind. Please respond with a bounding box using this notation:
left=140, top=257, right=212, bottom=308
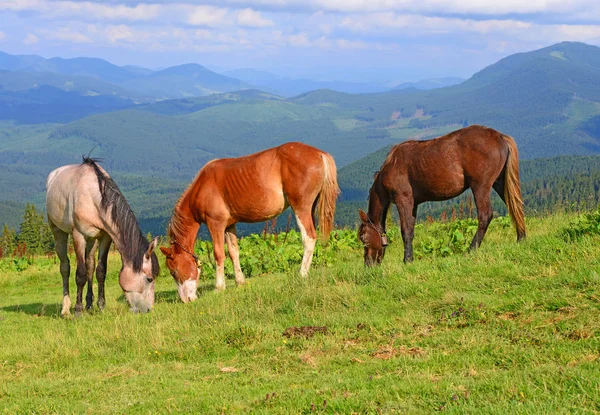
left=359, top=125, right=526, bottom=265
left=161, top=142, right=339, bottom=302
left=46, top=157, right=159, bottom=315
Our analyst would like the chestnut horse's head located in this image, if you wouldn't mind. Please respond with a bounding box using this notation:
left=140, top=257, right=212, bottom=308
left=358, top=209, right=387, bottom=266
left=160, top=242, right=200, bottom=303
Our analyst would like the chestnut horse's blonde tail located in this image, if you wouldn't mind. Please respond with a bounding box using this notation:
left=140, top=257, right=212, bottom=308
left=501, top=134, right=526, bottom=241
left=317, top=152, right=340, bottom=243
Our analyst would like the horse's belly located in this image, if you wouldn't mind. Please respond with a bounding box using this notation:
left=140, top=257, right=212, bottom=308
left=229, top=188, right=287, bottom=223
left=416, top=173, right=465, bottom=200
left=46, top=196, right=74, bottom=233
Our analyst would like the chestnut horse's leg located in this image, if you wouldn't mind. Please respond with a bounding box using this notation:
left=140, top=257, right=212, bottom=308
left=470, top=185, right=493, bottom=250
left=395, top=197, right=417, bottom=263
left=207, top=221, right=227, bottom=291
left=95, top=234, right=112, bottom=310
left=294, top=210, right=317, bottom=277
left=225, top=225, right=245, bottom=286
left=50, top=223, right=71, bottom=317
left=71, top=230, right=88, bottom=316
left=84, top=239, right=98, bottom=310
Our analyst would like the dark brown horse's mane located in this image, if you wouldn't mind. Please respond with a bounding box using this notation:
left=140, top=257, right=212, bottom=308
left=82, top=157, right=159, bottom=276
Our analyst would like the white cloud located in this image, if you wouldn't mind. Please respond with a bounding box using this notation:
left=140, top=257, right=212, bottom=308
left=551, top=24, right=600, bottom=41
left=340, top=13, right=533, bottom=36
left=287, top=33, right=311, bottom=47
left=236, top=8, right=274, bottom=28
left=105, top=24, right=135, bottom=43
left=195, top=29, right=213, bottom=40
left=185, top=0, right=594, bottom=16
left=186, top=5, right=230, bottom=26
left=0, top=0, right=162, bottom=21
left=43, top=27, right=92, bottom=43
left=24, top=33, right=39, bottom=44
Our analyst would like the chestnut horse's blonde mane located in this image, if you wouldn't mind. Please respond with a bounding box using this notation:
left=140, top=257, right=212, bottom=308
left=169, top=159, right=218, bottom=242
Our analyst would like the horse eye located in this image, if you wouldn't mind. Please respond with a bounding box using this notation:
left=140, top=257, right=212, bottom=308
left=146, top=277, right=153, bottom=283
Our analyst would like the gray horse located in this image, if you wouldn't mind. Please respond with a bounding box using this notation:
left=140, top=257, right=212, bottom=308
left=46, top=157, right=159, bottom=316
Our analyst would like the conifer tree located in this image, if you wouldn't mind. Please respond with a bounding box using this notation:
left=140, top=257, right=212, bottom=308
left=0, top=224, right=17, bottom=258
left=18, top=203, right=54, bottom=255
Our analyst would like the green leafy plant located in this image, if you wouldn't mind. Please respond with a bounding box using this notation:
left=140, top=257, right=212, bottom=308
left=562, top=206, right=600, bottom=240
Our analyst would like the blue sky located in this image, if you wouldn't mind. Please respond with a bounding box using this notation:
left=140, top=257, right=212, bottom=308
left=1, top=0, right=600, bottom=84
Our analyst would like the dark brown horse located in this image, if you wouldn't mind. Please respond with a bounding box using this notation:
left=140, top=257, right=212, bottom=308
left=160, top=142, right=339, bottom=302
left=359, top=125, right=526, bottom=265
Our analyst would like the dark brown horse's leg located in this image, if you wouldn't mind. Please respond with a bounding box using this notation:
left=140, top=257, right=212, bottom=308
left=50, top=222, right=71, bottom=317
left=470, top=186, right=493, bottom=250
left=95, top=234, right=112, bottom=311
left=71, top=231, right=88, bottom=316
left=207, top=221, right=227, bottom=291
left=225, top=225, right=245, bottom=286
left=84, top=239, right=98, bottom=310
left=395, top=198, right=417, bottom=263
left=492, top=177, right=505, bottom=203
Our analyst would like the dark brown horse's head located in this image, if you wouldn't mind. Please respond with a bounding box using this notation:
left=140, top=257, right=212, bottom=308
left=358, top=209, right=387, bottom=266
left=160, top=242, right=200, bottom=303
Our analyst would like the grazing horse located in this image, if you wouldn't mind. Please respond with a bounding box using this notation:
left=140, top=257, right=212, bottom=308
left=46, top=157, right=159, bottom=316
left=160, top=142, right=339, bottom=302
left=359, top=125, right=526, bottom=265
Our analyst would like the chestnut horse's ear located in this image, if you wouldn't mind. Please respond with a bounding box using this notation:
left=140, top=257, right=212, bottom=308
left=358, top=209, right=369, bottom=223
left=145, top=237, right=158, bottom=259
left=160, top=246, right=172, bottom=258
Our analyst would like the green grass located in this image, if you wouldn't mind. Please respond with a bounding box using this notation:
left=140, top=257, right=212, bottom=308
left=1, top=214, right=599, bottom=413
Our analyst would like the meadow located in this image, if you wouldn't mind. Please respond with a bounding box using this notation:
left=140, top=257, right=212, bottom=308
left=0, top=212, right=599, bottom=414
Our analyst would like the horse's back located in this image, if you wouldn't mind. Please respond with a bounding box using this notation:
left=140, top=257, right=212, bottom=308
left=46, top=163, right=103, bottom=234
left=192, top=142, right=331, bottom=222
left=381, top=125, right=508, bottom=201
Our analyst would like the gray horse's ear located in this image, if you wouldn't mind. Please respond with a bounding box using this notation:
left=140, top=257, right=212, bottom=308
left=358, top=209, right=368, bottom=223
left=146, top=237, right=158, bottom=259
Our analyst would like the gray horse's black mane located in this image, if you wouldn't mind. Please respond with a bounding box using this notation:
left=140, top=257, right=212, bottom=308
left=81, top=156, right=159, bottom=276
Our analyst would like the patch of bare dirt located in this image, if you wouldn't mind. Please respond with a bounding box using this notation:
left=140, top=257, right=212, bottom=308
left=372, top=345, right=426, bottom=360
left=283, top=326, right=327, bottom=339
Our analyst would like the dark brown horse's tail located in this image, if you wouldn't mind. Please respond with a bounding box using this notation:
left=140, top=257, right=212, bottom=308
left=500, top=134, right=526, bottom=241
left=317, top=152, right=340, bottom=242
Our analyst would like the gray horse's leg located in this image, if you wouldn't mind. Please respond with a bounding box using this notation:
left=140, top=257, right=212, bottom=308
left=50, top=222, right=71, bottom=317
left=96, top=234, right=112, bottom=311
left=71, top=231, right=88, bottom=316
left=85, top=239, right=98, bottom=310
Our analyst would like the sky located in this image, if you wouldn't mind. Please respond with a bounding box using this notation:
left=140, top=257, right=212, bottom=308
left=1, top=0, right=600, bottom=84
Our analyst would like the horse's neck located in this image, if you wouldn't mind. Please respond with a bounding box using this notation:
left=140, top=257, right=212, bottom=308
left=172, top=196, right=201, bottom=249
left=368, top=182, right=390, bottom=231
left=105, top=224, right=143, bottom=266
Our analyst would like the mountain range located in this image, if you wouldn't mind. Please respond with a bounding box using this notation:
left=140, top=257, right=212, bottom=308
left=0, top=41, right=599, bottom=234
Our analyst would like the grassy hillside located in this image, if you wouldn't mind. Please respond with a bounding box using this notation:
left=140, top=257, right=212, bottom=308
left=2, top=42, right=600, bottom=233
left=1, top=213, right=599, bottom=413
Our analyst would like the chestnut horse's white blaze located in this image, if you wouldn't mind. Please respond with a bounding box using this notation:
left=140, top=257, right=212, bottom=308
left=46, top=157, right=160, bottom=316
left=161, top=142, right=339, bottom=302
